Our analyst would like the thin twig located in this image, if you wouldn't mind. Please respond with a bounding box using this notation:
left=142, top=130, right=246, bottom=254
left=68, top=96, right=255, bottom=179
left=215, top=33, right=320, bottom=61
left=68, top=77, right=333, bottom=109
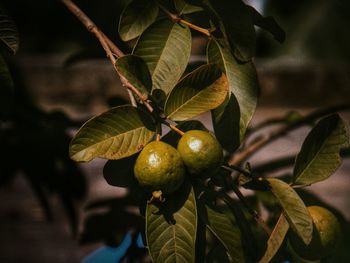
left=158, top=2, right=211, bottom=36
left=253, top=147, right=350, bottom=175
left=100, top=32, right=124, bottom=57
left=231, top=188, right=271, bottom=235
left=229, top=103, right=350, bottom=166
left=229, top=136, right=270, bottom=166
left=223, top=191, right=271, bottom=235
left=221, top=165, right=251, bottom=178
left=61, top=0, right=152, bottom=111
left=126, top=89, right=137, bottom=107
left=219, top=169, right=271, bottom=235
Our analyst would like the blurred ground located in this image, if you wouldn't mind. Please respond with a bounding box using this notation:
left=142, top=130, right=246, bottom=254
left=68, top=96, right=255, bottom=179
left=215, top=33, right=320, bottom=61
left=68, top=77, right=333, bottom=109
left=0, top=57, right=350, bottom=262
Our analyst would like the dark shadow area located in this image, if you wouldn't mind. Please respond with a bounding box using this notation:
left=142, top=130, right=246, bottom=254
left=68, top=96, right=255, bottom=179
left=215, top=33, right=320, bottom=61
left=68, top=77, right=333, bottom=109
left=0, top=62, right=87, bottom=235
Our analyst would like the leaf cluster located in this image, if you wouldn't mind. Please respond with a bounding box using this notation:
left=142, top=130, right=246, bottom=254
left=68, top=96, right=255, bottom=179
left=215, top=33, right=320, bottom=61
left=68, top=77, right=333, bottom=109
left=65, top=0, right=350, bottom=262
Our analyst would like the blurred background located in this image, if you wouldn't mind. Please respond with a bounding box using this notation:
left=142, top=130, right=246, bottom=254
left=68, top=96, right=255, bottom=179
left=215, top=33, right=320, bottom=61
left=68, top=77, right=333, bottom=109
left=0, top=0, right=350, bottom=262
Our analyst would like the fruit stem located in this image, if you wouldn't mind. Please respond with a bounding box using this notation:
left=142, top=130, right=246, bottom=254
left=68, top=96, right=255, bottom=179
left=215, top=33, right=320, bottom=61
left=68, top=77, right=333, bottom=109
left=148, top=190, right=165, bottom=204
left=169, top=124, right=185, bottom=136
left=156, top=134, right=161, bottom=141
left=157, top=2, right=211, bottom=37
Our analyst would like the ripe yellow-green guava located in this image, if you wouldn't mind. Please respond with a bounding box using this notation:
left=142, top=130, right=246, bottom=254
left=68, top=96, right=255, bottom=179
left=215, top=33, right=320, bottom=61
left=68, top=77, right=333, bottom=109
left=290, top=205, right=342, bottom=260
left=177, top=130, right=223, bottom=178
left=134, top=141, right=185, bottom=196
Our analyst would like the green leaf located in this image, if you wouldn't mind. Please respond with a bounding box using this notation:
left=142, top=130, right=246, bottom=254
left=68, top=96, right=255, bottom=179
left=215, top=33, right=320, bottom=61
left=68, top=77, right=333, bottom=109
left=115, top=54, right=152, bottom=98
left=259, top=214, right=289, bottom=263
left=199, top=203, right=245, bottom=263
left=0, top=53, right=13, bottom=90
left=133, top=19, right=191, bottom=94
left=293, top=114, right=349, bottom=186
left=204, top=0, right=256, bottom=61
left=151, top=88, right=167, bottom=107
left=206, top=242, right=231, bottom=263
left=69, top=105, right=156, bottom=162
left=164, top=64, right=228, bottom=121
left=267, top=178, right=313, bottom=245
left=208, top=39, right=259, bottom=141
left=103, top=154, right=138, bottom=188
left=0, top=6, right=19, bottom=54
left=118, top=0, right=159, bottom=41
left=212, top=94, right=240, bottom=152
left=146, top=183, right=197, bottom=263
left=247, top=5, right=285, bottom=43
left=174, top=0, right=203, bottom=15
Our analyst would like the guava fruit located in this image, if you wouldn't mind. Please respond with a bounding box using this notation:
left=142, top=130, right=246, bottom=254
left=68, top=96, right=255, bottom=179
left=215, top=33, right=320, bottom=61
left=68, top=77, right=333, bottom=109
left=290, top=205, right=342, bottom=260
left=177, top=130, right=223, bottom=178
left=134, top=141, right=185, bottom=198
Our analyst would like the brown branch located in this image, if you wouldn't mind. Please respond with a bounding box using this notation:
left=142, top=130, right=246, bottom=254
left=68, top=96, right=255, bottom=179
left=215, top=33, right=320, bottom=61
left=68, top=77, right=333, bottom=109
left=158, top=3, right=211, bottom=36
left=61, top=0, right=153, bottom=111
left=100, top=32, right=124, bottom=58
left=229, top=103, right=350, bottom=166
left=229, top=135, right=271, bottom=166
left=253, top=147, right=350, bottom=175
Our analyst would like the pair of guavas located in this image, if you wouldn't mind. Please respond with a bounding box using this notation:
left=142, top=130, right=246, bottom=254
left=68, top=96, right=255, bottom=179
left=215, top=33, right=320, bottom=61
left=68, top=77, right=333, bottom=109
left=133, top=130, right=223, bottom=196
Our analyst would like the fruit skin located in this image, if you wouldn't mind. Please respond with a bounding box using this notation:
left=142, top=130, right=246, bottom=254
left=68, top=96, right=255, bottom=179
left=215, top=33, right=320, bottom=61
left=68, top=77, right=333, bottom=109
left=290, top=206, right=342, bottom=260
left=134, top=141, right=185, bottom=194
left=177, top=130, right=223, bottom=178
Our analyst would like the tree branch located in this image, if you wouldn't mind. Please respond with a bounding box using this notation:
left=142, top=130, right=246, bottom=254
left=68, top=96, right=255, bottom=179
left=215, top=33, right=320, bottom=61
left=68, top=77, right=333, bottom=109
left=61, top=0, right=153, bottom=110
left=253, top=147, right=350, bottom=175
left=229, top=103, right=350, bottom=166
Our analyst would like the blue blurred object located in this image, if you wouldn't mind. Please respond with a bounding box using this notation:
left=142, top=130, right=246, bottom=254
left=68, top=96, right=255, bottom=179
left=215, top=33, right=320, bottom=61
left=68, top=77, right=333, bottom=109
left=82, top=232, right=132, bottom=263
left=136, top=233, right=145, bottom=248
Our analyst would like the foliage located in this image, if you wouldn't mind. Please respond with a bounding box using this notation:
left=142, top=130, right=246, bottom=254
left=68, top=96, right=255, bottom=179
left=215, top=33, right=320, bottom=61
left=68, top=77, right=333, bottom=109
left=41, top=0, right=350, bottom=262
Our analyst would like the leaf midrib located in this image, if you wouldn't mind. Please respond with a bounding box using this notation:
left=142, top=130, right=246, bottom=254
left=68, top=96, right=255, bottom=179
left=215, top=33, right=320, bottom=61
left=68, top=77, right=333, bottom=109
left=151, top=22, right=177, bottom=80
left=72, top=126, right=147, bottom=157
